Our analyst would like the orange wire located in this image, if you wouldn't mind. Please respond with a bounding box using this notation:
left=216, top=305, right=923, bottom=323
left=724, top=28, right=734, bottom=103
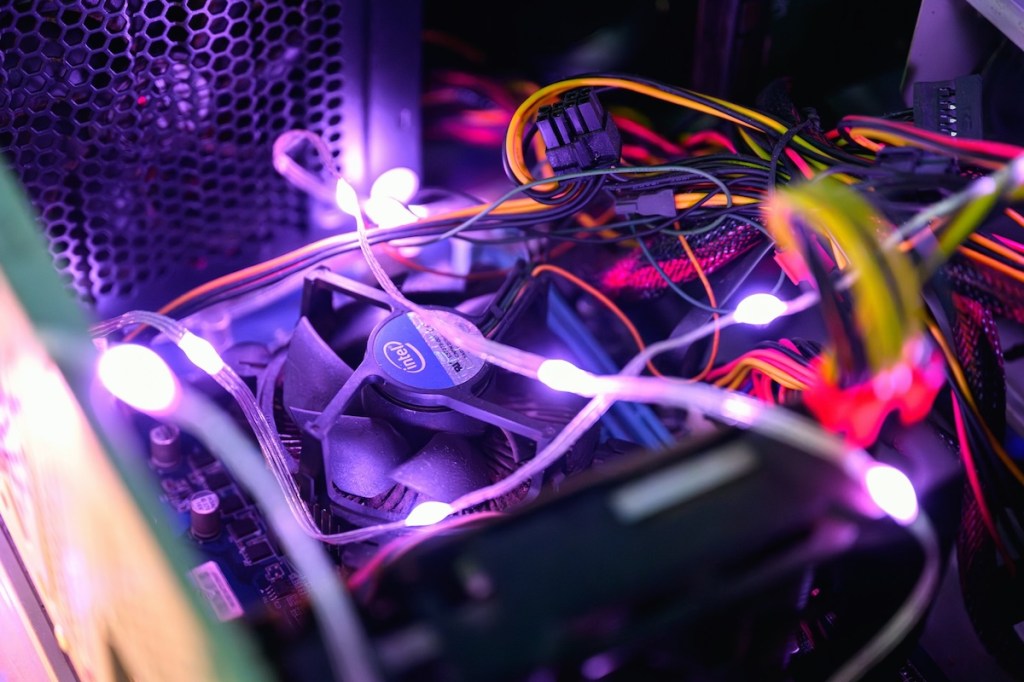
left=1005, top=207, right=1024, bottom=229
left=576, top=206, right=616, bottom=229
left=121, top=196, right=563, bottom=341
left=676, top=231, right=720, bottom=382
left=958, top=246, right=1024, bottom=285
left=531, top=264, right=663, bottom=377
left=713, top=355, right=813, bottom=391
left=547, top=241, right=577, bottom=260
left=969, top=233, right=1024, bottom=268
left=576, top=206, right=625, bottom=245
left=847, top=130, right=883, bottom=152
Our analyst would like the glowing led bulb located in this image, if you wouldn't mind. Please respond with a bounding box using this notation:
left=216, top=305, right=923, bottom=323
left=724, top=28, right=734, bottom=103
left=405, top=501, right=454, bottom=527
left=536, top=358, right=604, bottom=395
left=720, top=395, right=758, bottom=425
left=362, top=168, right=422, bottom=228
left=97, top=344, right=180, bottom=414
left=371, top=167, right=419, bottom=204
left=364, top=196, right=418, bottom=228
left=178, top=331, right=225, bottom=375
left=864, top=463, right=918, bottom=524
left=334, top=177, right=361, bottom=216
left=734, top=293, right=787, bottom=326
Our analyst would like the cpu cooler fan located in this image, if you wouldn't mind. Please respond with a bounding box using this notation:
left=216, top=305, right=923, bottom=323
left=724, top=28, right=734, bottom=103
left=257, top=265, right=602, bottom=528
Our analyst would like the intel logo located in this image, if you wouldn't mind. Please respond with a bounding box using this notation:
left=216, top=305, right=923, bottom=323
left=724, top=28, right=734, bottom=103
left=382, top=340, right=427, bottom=374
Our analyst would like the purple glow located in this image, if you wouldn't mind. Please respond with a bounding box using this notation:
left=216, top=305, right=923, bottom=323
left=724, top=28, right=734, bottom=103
left=334, top=178, right=361, bottom=217
left=720, top=394, right=758, bottom=425
left=371, top=167, right=419, bottom=204
left=581, top=653, right=617, bottom=680
left=734, top=292, right=787, bottom=326
left=537, top=359, right=600, bottom=394
left=178, top=331, right=225, bottom=375
left=864, top=464, right=918, bottom=524
left=97, top=344, right=179, bottom=414
left=364, top=196, right=418, bottom=228
left=405, top=501, right=453, bottom=527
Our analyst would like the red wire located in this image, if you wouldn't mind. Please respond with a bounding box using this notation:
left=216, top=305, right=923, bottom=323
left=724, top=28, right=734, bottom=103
left=992, top=233, right=1024, bottom=256
left=841, top=115, right=1024, bottom=159
left=432, top=69, right=522, bottom=113
left=612, top=114, right=685, bottom=155
left=683, top=129, right=737, bottom=154
left=784, top=148, right=815, bottom=179
left=754, top=372, right=774, bottom=402
left=621, top=143, right=662, bottom=163
left=347, top=511, right=506, bottom=596
left=778, top=338, right=801, bottom=354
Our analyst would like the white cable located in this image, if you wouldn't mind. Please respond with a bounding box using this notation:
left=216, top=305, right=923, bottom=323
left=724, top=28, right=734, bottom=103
left=339, top=177, right=551, bottom=379
left=272, top=129, right=341, bottom=205
left=886, top=153, right=1024, bottom=249
left=82, top=334, right=380, bottom=682
left=169, top=387, right=383, bottom=682
left=92, top=311, right=407, bottom=546
left=108, top=132, right=997, bottom=541
left=825, top=512, right=942, bottom=682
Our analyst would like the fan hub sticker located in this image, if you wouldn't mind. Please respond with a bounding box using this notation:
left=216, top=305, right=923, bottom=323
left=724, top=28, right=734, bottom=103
left=373, top=311, right=485, bottom=390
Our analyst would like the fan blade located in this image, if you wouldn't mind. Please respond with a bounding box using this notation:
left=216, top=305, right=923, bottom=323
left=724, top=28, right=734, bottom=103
left=390, top=433, right=491, bottom=503
left=282, top=317, right=353, bottom=419
left=322, top=415, right=411, bottom=499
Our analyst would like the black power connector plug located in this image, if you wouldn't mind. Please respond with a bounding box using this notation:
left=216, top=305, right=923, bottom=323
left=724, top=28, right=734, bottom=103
left=536, top=87, right=621, bottom=173
left=913, top=74, right=984, bottom=140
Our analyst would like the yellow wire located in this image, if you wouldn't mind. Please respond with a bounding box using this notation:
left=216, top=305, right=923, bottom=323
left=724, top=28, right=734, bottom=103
left=675, top=193, right=760, bottom=209
left=768, top=182, right=919, bottom=370
left=126, top=195, right=564, bottom=336
left=716, top=359, right=809, bottom=391
left=738, top=128, right=771, bottom=161
left=504, top=76, right=832, bottom=185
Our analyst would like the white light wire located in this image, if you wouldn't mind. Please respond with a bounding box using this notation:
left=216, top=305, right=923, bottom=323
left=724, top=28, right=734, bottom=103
left=109, top=126, right=982, bottom=682
left=91, top=311, right=408, bottom=546
left=92, top=150, right=961, bottom=682
left=336, top=143, right=962, bottom=682
left=825, top=512, right=941, bottom=682
left=168, top=387, right=382, bottom=682
left=78, top=332, right=379, bottom=682
left=95, top=141, right=1005, bottom=538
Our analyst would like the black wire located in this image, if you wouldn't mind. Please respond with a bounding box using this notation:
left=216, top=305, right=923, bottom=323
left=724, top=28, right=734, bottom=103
left=768, top=120, right=815, bottom=194
left=795, top=221, right=868, bottom=377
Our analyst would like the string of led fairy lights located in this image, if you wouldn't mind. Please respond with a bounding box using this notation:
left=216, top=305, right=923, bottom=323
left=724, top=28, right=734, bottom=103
left=87, top=69, right=1024, bottom=682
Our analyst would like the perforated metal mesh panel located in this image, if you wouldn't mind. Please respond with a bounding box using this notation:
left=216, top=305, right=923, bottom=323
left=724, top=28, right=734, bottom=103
left=0, top=0, right=421, bottom=317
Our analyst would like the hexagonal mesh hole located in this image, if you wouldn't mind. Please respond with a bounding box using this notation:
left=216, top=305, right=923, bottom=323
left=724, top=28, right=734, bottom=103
left=0, top=0, right=348, bottom=316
